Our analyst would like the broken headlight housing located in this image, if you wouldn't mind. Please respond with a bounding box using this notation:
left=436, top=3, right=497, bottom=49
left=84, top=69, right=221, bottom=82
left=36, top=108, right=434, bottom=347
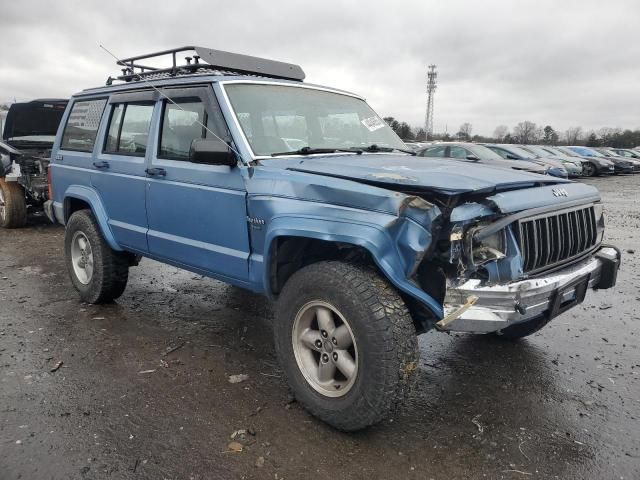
left=467, top=227, right=507, bottom=266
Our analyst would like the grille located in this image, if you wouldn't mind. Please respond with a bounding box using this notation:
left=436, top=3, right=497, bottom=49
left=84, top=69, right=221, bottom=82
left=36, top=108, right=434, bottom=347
left=517, top=205, right=598, bottom=274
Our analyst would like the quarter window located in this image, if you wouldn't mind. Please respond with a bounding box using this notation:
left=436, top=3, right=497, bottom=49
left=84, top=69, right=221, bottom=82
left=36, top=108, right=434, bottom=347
left=159, top=99, right=208, bottom=160
left=104, top=103, right=154, bottom=156
left=60, top=99, right=107, bottom=152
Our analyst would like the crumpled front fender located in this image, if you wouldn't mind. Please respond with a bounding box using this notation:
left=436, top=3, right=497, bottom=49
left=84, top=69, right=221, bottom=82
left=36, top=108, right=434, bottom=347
left=263, top=214, right=444, bottom=319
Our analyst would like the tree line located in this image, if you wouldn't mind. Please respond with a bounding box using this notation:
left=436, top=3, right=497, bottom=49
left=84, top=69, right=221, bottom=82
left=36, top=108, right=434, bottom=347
left=382, top=117, right=640, bottom=148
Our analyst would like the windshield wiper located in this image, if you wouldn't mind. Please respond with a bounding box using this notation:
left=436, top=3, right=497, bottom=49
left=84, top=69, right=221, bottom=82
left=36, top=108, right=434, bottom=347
left=271, top=146, right=363, bottom=157
left=348, top=144, right=416, bottom=155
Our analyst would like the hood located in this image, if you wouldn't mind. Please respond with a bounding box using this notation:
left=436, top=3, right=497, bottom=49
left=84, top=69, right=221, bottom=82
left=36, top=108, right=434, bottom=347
left=262, top=154, right=567, bottom=197
left=3, top=99, right=67, bottom=144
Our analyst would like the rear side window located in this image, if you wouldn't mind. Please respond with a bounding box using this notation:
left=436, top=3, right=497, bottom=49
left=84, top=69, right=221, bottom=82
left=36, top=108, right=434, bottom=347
left=104, top=103, right=154, bottom=156
left=60, top=99, right=107, bottom=152
left=159, top=98, right=208, bottom=160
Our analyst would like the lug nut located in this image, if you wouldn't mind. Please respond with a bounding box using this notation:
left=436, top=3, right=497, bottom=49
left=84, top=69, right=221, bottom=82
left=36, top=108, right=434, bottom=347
left=315, top=340, right=322, bottom=348
left=322, top=353, right=329, bottom=363
left=332, top=352, right=338, bottom=361
left=332, top=337, right=337, bottom=345
left=321, top=330, right=328, bottom=338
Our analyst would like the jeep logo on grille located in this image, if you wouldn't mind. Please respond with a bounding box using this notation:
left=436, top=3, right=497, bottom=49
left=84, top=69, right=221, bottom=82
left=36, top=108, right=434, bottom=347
left=552, top=188, right=569, bottom=197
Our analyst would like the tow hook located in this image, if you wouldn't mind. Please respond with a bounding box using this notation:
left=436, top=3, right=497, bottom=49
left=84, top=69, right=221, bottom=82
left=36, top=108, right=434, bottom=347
left=514, top=302, right=527, bottom=315
left=436, top=295, right=479, bottom=330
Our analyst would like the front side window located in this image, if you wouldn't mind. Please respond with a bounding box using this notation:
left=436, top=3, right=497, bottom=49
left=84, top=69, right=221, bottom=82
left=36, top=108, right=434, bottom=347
left=104, top=103, right=154, bottom=156
left=60, top=99, right=107, bottom=152
left=420, top=145, right=446, bottom=157
left=159, top=98, right=208, bottom=160
left=449, top=146, right=469, bottom=159
left=224, top=83, right=407, bottom=156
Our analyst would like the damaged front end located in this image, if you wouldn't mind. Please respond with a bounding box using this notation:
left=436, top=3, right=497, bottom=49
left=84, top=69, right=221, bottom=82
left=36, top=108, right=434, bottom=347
left=407, top=188, right=621, bottom=334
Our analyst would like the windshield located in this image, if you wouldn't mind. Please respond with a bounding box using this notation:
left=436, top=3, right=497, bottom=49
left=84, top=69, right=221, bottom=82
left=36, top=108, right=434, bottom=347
left=224, top=83, right=407, bottom=157
left=466, top=143, right=505, bottom=161
left=504, top=145, right=536, bottom=159
left=521, top=145, right=552, bottom=157
left=569, top=146, right=604, bottom=157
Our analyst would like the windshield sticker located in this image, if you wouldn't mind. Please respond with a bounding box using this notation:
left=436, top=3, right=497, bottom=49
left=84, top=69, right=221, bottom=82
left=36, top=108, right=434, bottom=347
left=361, top=116, right=386, bottom=132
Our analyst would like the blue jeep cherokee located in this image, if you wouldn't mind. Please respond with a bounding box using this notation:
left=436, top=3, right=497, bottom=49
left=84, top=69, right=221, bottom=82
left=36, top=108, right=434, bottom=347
left=49, top=46, right=621, bottom=431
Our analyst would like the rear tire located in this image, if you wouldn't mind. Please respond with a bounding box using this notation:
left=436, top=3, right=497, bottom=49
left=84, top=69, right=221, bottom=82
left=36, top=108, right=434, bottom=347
left=274, top=261, right=418, bottom=431
left=0, top=179, right=27, bottom=228
left=65, top=209, right=129, bottom=304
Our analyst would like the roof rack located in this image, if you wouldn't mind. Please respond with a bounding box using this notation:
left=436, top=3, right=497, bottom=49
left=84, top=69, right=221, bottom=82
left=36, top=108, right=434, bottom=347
left=108, top=46, right=305, bottom=85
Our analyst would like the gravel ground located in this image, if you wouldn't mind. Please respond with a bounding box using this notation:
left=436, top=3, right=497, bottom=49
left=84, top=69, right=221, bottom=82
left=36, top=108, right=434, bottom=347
left=0, top=175, right=638, bottom=480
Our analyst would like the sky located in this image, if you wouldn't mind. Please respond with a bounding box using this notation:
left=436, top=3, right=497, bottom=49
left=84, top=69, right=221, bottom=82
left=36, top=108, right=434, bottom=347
left=1, top=0, right=639, bottom=136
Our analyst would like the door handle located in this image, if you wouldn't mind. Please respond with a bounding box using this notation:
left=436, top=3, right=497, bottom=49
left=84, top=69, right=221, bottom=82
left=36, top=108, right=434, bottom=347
left=93, top=161, right=110, bottom=169
left=145, top=167, right=167, bottom=177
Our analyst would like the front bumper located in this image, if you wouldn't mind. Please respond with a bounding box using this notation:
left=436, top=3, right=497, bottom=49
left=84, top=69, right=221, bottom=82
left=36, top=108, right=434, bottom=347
left=439, top=246, right=620, bottom=333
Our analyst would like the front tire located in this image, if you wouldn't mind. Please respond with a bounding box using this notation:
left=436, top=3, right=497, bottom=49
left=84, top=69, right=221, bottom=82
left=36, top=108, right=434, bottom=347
left=65, top=209, right=129, bottom=304
left=0, top=179, right=27, bottom=228
left=583, top=162, right=597, bottom=177
left=274, top=261, right=418, bottom=431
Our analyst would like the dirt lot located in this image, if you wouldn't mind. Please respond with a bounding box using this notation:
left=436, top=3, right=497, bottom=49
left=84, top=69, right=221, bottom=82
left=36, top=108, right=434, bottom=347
left=1, top=175, right=638, bottom=480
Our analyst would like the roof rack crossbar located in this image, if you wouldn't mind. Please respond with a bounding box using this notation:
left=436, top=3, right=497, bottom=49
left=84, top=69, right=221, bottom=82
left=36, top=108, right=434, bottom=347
left=110, top=46, right=305, bottom=84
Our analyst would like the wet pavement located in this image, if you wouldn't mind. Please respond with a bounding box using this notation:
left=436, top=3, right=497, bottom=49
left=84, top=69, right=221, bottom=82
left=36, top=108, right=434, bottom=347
left=0, top=175, right=638, bottom=480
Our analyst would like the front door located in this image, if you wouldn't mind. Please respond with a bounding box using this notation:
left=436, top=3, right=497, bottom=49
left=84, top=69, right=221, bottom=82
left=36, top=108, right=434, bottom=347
left=145, top=86, right=250, bottom=282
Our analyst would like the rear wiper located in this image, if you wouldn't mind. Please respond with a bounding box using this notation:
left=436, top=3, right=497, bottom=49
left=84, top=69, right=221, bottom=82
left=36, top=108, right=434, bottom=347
left=348, top=144, right=416, bottom=155
left=271, top=146, right=362, bottom=157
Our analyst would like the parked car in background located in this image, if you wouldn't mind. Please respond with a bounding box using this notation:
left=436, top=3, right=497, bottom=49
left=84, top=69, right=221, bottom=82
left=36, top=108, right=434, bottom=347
left=555, top=146, right=615, bottom=177
left=567, top=146, right=633, bottom=174
left=0, top=98, right=68, bottom=227
left=539, top=146, right=588, bottom=172
left=609, top=148, right=640, bottom=159
left=417, top=142, right=549, bottom=175
left=520, top=144, right=583, bottom=177
left=594, top=147, right=640, bottom=173
left=483, top=144, right=568, bottom=178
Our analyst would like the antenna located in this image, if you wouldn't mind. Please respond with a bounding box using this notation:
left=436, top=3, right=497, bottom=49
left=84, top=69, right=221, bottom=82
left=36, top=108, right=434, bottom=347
left=425, top=65, right=437, bottom=139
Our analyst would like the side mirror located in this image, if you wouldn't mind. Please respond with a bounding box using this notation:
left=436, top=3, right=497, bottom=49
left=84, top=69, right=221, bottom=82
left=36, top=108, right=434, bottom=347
left=466, top=155, right=480, bottom=161
left=505, top=154, right=519, bottom=160
left=190, top=139, right=236, bottom=166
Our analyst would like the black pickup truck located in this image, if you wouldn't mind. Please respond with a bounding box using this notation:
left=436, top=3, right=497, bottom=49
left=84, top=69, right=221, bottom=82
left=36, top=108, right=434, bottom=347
left=0, top=99, right=67, bottom=227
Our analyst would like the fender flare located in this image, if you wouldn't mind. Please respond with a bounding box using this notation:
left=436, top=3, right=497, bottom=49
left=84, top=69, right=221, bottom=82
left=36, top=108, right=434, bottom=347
left=63, top=185, right=122, bottom=251
left=263, top=215, right=444, bottom=319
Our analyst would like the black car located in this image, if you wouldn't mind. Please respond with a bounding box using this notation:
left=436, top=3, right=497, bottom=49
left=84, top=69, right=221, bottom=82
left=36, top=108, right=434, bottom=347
left=0, top=99, right=68, bottom=227
left=567, top=146, right=633, bottom=174
left=555, top=146, right=615, bottom=176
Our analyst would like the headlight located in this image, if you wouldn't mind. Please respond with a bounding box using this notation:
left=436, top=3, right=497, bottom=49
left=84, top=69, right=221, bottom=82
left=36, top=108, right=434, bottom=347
left=468, top=228, right=507, bottom=265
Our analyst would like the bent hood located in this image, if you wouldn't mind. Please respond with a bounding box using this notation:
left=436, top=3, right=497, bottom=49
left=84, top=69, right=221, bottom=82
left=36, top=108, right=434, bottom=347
left=263, top=154, right=566, bottom=196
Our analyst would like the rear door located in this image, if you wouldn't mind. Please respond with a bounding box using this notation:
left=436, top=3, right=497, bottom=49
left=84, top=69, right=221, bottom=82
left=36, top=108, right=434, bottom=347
left=90, top=91, right=159, bottom=252
left=145, top=86, right=250, bottom=282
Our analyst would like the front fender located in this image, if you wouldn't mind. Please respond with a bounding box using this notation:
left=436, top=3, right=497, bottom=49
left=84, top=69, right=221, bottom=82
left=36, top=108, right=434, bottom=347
left=263, top=215, right=444, bottom=319
left=63, top=185, right=121, bottom=251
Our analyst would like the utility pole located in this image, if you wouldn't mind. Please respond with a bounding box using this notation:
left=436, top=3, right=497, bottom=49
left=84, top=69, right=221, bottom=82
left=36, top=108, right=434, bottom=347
left=425, top=65, right=437, bottom=139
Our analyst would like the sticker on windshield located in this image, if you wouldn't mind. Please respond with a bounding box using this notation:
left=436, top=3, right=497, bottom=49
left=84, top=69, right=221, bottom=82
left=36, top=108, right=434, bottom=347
left=361, top=116, right=386, bottom=132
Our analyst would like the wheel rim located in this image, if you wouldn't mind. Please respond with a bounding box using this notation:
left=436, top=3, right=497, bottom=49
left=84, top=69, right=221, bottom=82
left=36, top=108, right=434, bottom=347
left=70, top=231, right=94, bottom=285
left=292, top=301, right=359, bottom=398
left=0, top=187, right=6, bottom=222
left=585, top=163, right=595, bottom=176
